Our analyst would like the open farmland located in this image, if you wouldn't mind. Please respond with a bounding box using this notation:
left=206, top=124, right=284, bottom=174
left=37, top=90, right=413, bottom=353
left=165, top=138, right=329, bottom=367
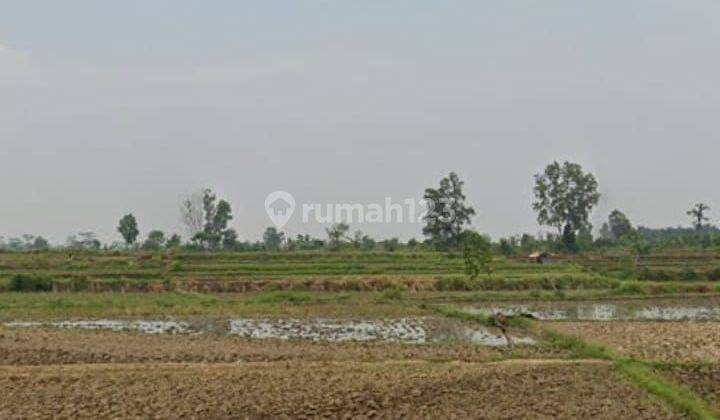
left=1, top=250, right=720, bottom=419
left=0, top=250, right=596, bottom=293
left=2, top=250, right=719, bottom=294
left=6, top=0, right=720, bottom=417
left=0, top=360, right=683, bottom=420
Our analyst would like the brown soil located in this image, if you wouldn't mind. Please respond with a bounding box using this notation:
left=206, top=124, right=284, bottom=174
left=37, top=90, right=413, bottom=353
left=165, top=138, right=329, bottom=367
left=658, top=364, right=720, bottom=410
left=0, top=361, right=681, bottom=419
left=0, top=328, right=567, bottom=366
left=547, top=321, right=720, bottom=362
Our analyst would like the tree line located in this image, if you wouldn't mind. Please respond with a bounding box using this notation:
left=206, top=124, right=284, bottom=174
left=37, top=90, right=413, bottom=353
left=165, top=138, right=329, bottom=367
left=1, top=161, right=715, bottom=253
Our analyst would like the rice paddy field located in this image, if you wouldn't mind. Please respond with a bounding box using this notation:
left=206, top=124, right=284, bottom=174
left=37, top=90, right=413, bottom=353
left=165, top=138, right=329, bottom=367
left=2, top=249, right=720, bottom=419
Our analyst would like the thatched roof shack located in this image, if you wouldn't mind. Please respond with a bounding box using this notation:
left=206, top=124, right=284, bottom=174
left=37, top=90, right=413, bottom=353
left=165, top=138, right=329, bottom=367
left=527, top=252, right=552, bottom=264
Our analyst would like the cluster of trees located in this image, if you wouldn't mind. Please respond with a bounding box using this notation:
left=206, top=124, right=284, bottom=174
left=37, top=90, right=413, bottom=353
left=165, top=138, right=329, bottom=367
left=263, top=224, right=404, bottom=252
left=2, top=162, right=715, bottom=254
left=115, top=189, right=234, bottom=251
left=0, top=235, right=50, bottom=251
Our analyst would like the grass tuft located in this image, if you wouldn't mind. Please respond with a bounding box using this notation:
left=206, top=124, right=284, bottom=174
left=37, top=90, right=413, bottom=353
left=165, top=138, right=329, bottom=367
left=543, top=328, right=720, bottom=420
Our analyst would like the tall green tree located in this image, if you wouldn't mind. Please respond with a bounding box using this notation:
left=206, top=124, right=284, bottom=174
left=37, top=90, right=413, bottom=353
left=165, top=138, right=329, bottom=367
left=117, top=214, right=139, bottom=247
left=222, top=228, right=238, bottom=250
left=263, top=227, right=285, bottom=251
left=31, top=236, right=49, bottom=250
left=193, top=189, right=236, bottom=249
left=687, top=203, right=710, bottom=231
left=532, top=161, right=600, bottom=252
left=607, top=210, right=633, bottom=241
left=165, top=234, right=182, bottom=248
left=519, top=233, right=538, bottom=254
left=423, top=172, right=476, bottom=250
left=142, top=230, right=166, bottom=250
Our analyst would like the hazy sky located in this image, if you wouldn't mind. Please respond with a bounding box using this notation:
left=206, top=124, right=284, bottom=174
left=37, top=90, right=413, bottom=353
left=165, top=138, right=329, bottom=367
left=1, top=0, right=719, bottom=244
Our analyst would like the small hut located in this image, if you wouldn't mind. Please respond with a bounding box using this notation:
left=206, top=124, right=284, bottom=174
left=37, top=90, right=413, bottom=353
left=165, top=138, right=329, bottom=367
left=527, top=252, right=551, bottom=264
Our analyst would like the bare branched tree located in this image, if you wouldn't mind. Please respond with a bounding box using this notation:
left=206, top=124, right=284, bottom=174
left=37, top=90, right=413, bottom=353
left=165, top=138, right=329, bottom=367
left=687, top=203, right=711, bottom=232
left=180, top=191, right=205, bottom=238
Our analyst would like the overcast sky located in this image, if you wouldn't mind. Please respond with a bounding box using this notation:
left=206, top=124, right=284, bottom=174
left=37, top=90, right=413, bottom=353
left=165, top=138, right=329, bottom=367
left=1, top=0, right=719, bottom=244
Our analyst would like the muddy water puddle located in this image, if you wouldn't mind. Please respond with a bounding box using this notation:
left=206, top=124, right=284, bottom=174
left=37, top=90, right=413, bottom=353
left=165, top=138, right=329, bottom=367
left=228, top=318, right=427, bottom=343
left=3, top=320, right=192, bottom=334
left=2, top=317, right=533, bottom=346
left=464, top=297, right=720, bottom=321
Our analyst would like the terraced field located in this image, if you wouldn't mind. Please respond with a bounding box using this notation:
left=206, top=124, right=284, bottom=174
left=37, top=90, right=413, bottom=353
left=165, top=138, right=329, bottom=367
left=0, top=251, right=605, bottom=292
left=2, top=250, right=720, bottom=418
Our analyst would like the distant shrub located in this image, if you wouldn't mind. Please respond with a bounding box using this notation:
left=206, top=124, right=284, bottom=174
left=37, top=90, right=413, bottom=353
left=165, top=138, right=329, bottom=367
left=615, top=281, right=715, bottom=296
left=637, top=269, right=673, bottom=281
left=250, top=291, right=315, bottom=304
left=435, top=276, right=477, bottom=291
left=378, top=287, right=404, bottom=301
left=167, top=261, right=183, bottom=272
left=70, top=276, right=89, bottom=291
left=434, top=274, right=617, bottom=292
left=9, top=274, right=53, bottom=292
left=341, top=278, right=365, bottom=291
left=613, top=269, right=635, bottom=280
left=681, top=268, right=699, bottom=281
left=615, top=282, right=648, bottom=295
left=636, top=267, right=652, bottom=281
left=706, top=268, right=720, bottom=281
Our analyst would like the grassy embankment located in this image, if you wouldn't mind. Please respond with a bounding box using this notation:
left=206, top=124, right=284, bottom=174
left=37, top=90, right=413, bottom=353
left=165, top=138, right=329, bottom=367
left=1, top=250, right=718, bottom=294
left=543, top=329, right=720, bottom=420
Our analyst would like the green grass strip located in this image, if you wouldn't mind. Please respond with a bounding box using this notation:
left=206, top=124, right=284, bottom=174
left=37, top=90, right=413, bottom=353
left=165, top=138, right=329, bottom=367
left=543, top=329, right=719, bottom=420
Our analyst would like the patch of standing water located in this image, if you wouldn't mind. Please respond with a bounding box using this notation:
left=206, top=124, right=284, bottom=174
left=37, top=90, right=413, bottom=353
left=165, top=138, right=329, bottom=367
left=228, top=318, right=428, bottom=343
left=228, top=318, right=535, bottom=346
left=2, top=317, right=535, bottom=346
left=634, top=307, right=720, bottom=321
left=463, top=299, right=720, bottom=321
left=3, top=320, right=190, bottom=334
left=461, top=307, right=569, bottom=321
left=452, top=327, right=535, bottom=347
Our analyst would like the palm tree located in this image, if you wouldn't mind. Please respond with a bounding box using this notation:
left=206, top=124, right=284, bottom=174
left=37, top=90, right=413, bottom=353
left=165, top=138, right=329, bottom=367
left=687, top=203, right=711, bottom=231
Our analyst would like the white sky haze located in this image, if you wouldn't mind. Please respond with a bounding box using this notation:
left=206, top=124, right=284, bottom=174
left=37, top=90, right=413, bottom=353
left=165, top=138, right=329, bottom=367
left=1, top=1, right=719, bottom=243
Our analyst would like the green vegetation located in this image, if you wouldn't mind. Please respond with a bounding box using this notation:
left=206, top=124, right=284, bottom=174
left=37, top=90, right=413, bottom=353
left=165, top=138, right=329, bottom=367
left=461, top=231, right=493, bottom=280
left=422, top=171, right=475, bottom=250
left=532, top=161, right=600, bottom=253
left=0, top=291, right=434, bottom=321
left=3, top=164, right=720, bottom=256
left=543, top=329, right=720, bottom=420
left=117, top=214, right=140, bottom=247
left=0, top=249, right=717, bottom=296
left=8, top=274, right=53, bottom=292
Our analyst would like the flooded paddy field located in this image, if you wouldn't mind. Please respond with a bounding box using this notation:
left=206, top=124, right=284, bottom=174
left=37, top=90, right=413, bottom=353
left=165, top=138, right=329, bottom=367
left=463, top=296, right=720, bottom=321
left=3, top=266, right=720, bottom=418
left=3, top=316, right=536, bottom=347
left=0, top=327, right=564, bottom=366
